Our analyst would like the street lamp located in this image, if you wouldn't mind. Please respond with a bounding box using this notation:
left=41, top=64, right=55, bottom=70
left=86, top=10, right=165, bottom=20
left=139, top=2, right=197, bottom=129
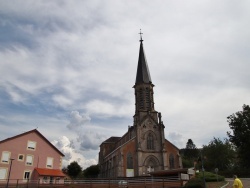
left=6, top=158, right=15, bottom=188
left=196, top=151, right=206, bottom=188
left=200, top=152, right=206, bottom=188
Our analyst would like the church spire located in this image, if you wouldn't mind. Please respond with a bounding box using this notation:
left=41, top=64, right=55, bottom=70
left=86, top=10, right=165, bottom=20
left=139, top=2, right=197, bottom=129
left=135, top=30, right=152, bottom=85
left=134, top=31, right=155, bottom=113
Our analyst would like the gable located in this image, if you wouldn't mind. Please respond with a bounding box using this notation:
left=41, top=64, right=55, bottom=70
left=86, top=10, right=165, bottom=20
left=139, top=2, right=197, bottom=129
left=139, top=114, right=158, bottom=127
left=0, top=129, right=64, bottom=156
left=165, top=139, right=180, bottom=152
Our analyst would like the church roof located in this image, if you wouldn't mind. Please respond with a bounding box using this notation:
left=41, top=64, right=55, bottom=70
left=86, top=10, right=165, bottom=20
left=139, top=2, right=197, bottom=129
left=135, top=39, right=152, bottom=84
left=103, top=136, right=121, bottom=143
left=165, top=139, right=180, bottom=150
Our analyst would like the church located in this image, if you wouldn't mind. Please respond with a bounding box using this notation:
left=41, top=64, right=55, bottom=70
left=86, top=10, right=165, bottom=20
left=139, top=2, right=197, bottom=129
left=98, top=34, right=182, bottom=178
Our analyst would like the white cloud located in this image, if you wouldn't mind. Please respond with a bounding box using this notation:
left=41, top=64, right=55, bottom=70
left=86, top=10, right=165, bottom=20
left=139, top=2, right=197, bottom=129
left=67, top=111, right=91, bottom=130
left=78, top=131, right=107, bottom=151
left=0, top=0, right=250, bottom=170
left=167, top=132, right=186, bottom=149
left=52, top=95, right=74, bottom=109
left=52, top=136, right=97, bottom=169
left=66, top=110, right=108, bottom=151
left=85, top=99, right=132, bottom=118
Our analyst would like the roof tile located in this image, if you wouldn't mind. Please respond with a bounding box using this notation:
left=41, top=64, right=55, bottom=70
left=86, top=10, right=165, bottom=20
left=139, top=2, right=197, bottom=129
left=35, top=168, right=66, bottom=177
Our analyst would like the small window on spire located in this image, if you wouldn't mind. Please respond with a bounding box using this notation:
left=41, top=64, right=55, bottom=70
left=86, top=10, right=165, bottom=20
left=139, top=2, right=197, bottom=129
left=145, top=88, right=150, bottom=109
left=139, top=89, right=144, bottom=109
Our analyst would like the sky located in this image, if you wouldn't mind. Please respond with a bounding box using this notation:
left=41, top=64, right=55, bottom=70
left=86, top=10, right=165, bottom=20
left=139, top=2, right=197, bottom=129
left=0, top=1, right=250, bottom=170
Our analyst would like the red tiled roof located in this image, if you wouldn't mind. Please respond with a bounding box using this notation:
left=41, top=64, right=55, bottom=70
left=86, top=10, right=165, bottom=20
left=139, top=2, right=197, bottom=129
left=35, top=168, right=66, bottom=177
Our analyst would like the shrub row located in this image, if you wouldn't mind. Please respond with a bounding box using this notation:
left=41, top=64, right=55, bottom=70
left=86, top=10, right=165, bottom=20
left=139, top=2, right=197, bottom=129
left=184, top=171, right=225, bottom=188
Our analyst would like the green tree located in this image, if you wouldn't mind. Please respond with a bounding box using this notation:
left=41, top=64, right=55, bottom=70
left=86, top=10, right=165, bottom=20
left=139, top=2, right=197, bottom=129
left=62, top=167, right=67, bottom=174
left=181, top=139, right=199, bottom=168
left=227, top=104, right=250, bottom=168
left=67, top=161, right=82, bottom=179
left=185, top=139, right=199, bottom=159
left=83, top=165, right=100, bottom=178
left=186, top=139, right=196, bottom=149
left=202, top=137, right=236, bottom=171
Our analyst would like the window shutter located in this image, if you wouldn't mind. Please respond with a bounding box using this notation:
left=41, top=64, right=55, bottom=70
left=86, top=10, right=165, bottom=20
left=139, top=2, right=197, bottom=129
left=1, top=152, right=10, bottom=163
left=27, top=141, right=36, bottom=150
left=26, top=155, right=33, bottom=165
left=46, top=157, right=53, bottom=167
left=0, top=168, right=7, bottom=180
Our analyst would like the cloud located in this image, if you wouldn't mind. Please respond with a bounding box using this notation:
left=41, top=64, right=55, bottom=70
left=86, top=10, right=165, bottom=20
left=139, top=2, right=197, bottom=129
left=85, top=99, right=132, bottom=118
left=52, top=136, right=97, bottom=169
left=66, top=110, right=108, bottom=151
left=167, top=132, right=186, bottom=149
left=67, top=111, right=91, bottom=130
left=1, top=0, right=250, bottom=170
left=78, top=131, right=107, bottom=151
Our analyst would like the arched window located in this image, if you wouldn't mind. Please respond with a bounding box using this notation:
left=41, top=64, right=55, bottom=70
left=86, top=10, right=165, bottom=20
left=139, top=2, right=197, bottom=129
left=169, top=153, right=175, bottom=169
left=127, top=153, right=133, bottom=169
left=147, top=133, right=154, bottom=150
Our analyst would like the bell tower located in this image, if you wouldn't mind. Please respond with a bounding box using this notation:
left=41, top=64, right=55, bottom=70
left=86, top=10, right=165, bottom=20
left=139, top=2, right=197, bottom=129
left=98, top=32, right=182, bottom=178
left=134, top=31, right=155, bottom=113
left=133, top=31, right=167, bottom=176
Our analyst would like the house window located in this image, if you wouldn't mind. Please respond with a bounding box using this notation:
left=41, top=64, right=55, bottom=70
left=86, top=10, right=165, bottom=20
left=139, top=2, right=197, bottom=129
left=46, top=157, right=53, bottom=168
left=18, top=154, right=24, bottom=161
left=24, top=171, right=31, bottom=180
left=1, top=151, right=10, bottom=164
left=26, top=155, right=33, bottom=166
left=43, top=176, right=48, bottom=183
left=147, top=133, right=154, bottom=150
left=56, top=177, right=60, bottom=183
left=27, top=141, right=36, bottom=150
left=0, top=168, right=7, bottom=180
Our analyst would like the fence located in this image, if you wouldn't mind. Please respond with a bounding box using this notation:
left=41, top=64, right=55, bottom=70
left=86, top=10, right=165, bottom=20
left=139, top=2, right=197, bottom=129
left=0, top=176, right=182, bottom=188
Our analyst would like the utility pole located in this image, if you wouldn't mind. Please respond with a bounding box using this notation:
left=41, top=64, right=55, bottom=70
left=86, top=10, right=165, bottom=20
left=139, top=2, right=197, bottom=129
left=6, top=158, right=15, bottom=188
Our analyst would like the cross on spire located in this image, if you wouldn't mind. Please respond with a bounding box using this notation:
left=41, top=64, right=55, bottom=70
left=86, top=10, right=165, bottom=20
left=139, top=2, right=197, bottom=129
left=139, top=29, right=143, bottom=42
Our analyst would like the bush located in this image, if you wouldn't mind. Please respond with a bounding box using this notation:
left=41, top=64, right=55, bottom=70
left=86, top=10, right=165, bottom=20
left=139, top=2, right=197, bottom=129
left=196, top=171, right=224, bottom=182
left=184, top=178, right=204, bottom=188
left=184, top=171, right=225, bottom=188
